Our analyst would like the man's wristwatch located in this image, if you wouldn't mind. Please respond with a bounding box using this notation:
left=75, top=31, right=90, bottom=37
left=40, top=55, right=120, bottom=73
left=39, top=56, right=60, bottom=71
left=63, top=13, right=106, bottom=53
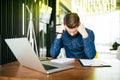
left=56, top=32, right=63, bottom=34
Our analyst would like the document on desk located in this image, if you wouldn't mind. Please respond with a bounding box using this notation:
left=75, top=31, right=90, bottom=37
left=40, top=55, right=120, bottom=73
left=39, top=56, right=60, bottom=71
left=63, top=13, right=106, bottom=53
left=79, top=59, right=111, bottom=67
left=51, top=58, right=74, bottom=64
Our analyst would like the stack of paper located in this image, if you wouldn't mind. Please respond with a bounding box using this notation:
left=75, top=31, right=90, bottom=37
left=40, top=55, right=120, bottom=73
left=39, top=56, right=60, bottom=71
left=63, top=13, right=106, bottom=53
left=51, top=58, right=74, bottom=64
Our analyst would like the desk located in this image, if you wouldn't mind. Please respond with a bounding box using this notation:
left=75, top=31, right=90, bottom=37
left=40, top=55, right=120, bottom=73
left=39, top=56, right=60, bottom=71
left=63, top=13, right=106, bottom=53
left=0, top=55, right=120, bottom=80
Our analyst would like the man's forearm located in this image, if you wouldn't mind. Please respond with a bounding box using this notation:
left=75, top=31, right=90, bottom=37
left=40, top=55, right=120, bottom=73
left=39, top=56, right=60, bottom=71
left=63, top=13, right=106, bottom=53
left=50, top=38, right=62, bottom=58
left=83, top=35, right=96, bottom=59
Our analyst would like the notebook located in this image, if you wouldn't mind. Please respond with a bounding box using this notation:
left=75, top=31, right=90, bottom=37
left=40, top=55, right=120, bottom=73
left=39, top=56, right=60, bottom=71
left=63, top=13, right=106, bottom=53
left=79, top=59, right=111, bottom=67
left=5, top=37, right=74, bottom=74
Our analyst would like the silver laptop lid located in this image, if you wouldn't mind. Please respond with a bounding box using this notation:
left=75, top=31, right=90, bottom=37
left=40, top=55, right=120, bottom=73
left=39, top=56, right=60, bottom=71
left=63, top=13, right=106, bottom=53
left=5, top=37, right=46, bottom=73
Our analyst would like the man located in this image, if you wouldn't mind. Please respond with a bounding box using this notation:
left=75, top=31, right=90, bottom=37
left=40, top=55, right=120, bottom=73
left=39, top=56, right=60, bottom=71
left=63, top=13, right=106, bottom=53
left=50, top=13, right=96, bottom=59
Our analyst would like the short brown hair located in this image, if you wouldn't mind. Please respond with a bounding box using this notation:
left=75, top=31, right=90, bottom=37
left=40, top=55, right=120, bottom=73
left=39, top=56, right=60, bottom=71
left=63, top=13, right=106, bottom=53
left=64, top=13, right=80, bottom=29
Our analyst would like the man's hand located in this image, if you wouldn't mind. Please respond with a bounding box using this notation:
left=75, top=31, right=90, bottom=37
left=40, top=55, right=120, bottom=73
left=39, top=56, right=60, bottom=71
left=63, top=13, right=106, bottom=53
left=78, top=24, right=88, bottom=38
left=57, top=24, right=65, bottom=38
left=58, top=24, right=65, bottom=33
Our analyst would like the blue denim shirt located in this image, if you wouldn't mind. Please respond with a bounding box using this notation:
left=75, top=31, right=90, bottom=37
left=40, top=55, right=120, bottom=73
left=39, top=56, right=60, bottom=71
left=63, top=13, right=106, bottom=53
left=50, top=28, right=96, bottom=59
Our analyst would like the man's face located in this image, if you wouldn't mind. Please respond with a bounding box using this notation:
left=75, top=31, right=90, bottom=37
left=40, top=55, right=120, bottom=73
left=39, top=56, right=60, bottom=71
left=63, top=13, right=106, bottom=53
left=65, top=26, right=78, bottom=36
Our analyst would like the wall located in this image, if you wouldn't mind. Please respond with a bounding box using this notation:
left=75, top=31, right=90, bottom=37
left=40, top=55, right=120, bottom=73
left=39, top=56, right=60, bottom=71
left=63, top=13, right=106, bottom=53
left=0, top=0, right=23, bottom=65
left=80, top=10, right=120, bottom=52
left=0, top=0, right=39, bottom=65
left=0, top=0, right=56, bottom=64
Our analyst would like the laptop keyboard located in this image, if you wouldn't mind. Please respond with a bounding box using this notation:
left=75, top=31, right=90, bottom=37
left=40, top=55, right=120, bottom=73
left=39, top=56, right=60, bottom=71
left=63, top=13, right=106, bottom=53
left=42, top=64, right=58, bottom=70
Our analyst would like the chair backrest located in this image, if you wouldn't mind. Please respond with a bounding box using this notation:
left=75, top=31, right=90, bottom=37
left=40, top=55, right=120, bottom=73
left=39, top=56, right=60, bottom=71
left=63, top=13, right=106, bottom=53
left=94, top=52, right=99, bottom=59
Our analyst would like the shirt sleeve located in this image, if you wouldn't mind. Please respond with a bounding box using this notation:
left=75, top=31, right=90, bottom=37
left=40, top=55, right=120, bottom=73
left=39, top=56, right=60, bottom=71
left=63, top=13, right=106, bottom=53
left=82, top=30, right=96, bottom=59
left=50, top=36, right=63, bottom=58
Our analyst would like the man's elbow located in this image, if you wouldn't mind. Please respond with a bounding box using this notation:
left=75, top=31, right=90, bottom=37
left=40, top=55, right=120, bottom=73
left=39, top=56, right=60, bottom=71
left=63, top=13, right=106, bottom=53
left=50, top=50, right=58, bottom=58
left=50, top=50, right=55, bottom=58
left=87, top=51, right=96, bottom=59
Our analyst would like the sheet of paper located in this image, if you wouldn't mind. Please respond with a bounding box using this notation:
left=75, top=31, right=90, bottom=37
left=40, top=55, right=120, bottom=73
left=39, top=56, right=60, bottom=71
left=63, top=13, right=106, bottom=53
left=51, top=58, right=74, bottom=64
left=79, top=59, right=111, bottom=67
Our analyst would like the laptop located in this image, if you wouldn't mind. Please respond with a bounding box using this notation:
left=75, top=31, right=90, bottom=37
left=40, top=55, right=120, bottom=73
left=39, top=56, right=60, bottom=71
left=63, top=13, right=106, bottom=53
left=5, top=37, right=74, bottom=74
